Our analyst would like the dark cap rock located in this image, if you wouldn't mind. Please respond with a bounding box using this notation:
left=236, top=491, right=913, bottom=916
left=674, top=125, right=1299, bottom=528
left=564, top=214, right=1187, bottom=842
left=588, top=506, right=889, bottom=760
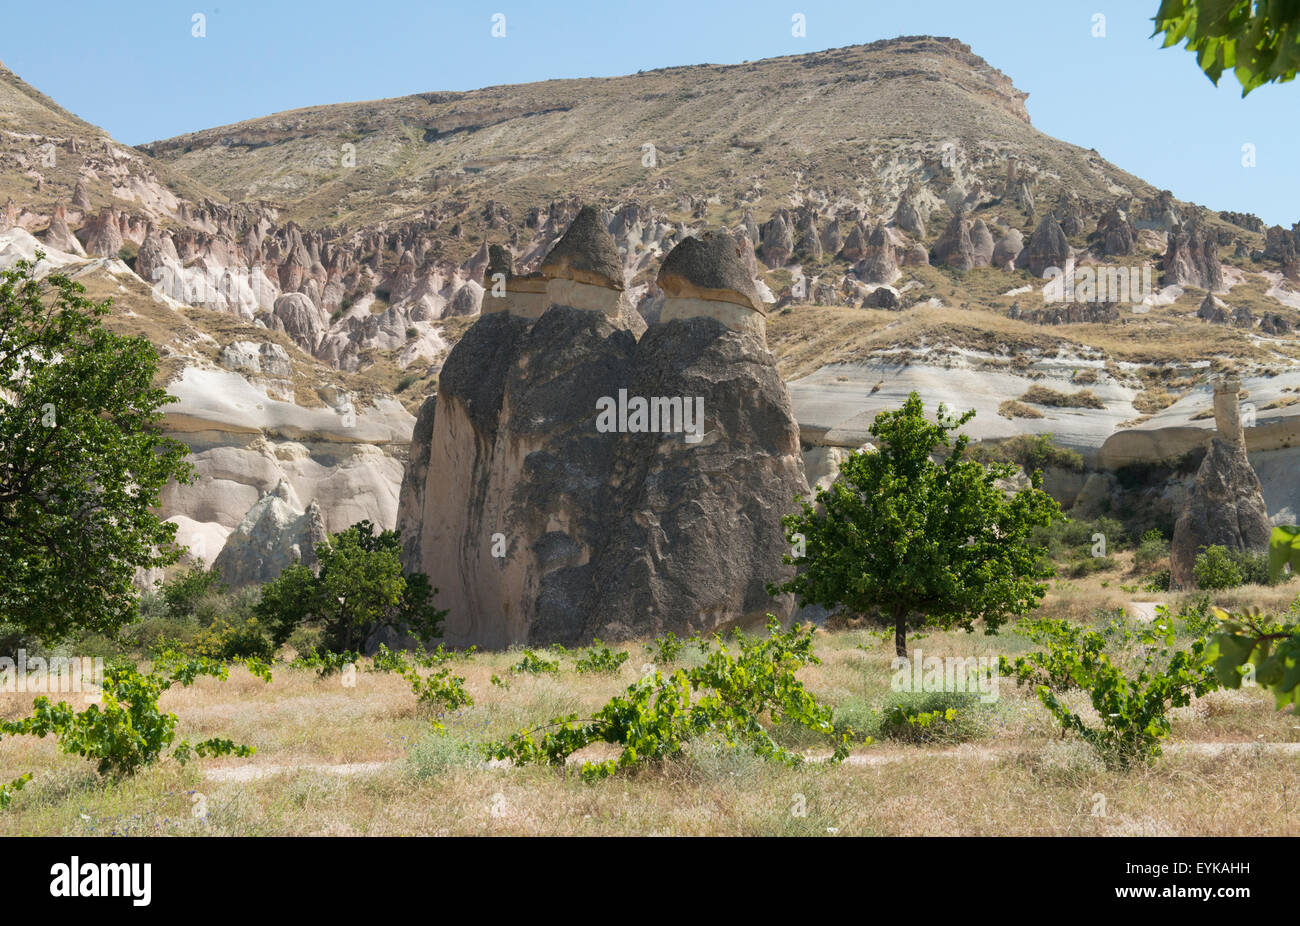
left=539, top=205, right=624, bottom=290
left=656, top=230, right=764, bottom=312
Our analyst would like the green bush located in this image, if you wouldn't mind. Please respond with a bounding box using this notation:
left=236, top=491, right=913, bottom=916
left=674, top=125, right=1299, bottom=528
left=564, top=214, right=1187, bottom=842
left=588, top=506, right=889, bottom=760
left=511, top=650, right=560, bottom=674
left=192, top=616, right=275, bottom=661
left=877, top=691, right=991, bottom=744
left=1195, top=545, right=1244, bottom=589
left=161, top=566, right=226, bottom=619
left=485, top=619, right=855, bottom=781
left=1003, top=613, right=1218, bottom=768
left=255, top=520, right=445, bottom=653
left=967, top=433, right=1085, bottom=473
left=574, top=639, right=629, bottom=674
left=406, top=731, right=476, bottom=779
left=648, top=632, right=685, bottom=665
left=0, top=652, right=266, bottom=796
left=1231, top=550, right=1276, bottom=587
left=1144, top=569, right=1172, bottom=592
left=1134, top=529, right=1169, bottom=572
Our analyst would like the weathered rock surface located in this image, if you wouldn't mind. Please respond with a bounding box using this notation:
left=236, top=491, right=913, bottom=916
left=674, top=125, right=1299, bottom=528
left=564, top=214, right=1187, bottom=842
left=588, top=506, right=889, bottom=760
left=932, top=211, right=975, bottom=271
left=1163, top=217, right=1224, bottom=291
left=991, top=228, right=1024, bottom=269
left=1170, top=379, right=1272, bottom=588
left=213, top=480, right=330, bottom=586
left=399, top=233, right=807, bottom=647
left=1017, top=216, right=1070, bottom=276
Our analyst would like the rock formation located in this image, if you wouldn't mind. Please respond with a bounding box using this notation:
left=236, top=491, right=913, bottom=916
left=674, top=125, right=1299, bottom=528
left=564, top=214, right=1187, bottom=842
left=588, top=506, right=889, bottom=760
left=991, top=228, right=1024, bottom=269
left=1162, top=218, right=1224, bottom=291
left=932, top=211, right=975, bottom=271
left=40, top=203, right=85, bottom=256
left=893, top=190, right=925, bottom=238
left=76, top=206, right=123, bottom=257
left=1170, top=378, right=1272, bottom=588
left=397, top=215, right=806, bottom=647
left=1094, top=204, right=1137, bottom=257
left=657, top=230, right=769, bottom=336
left=758, top=210, right=794, bottom=267
left=213, top=480, right=330, bottom=586
left=1017, top=216, right=1070, bottom=276
left=970, top=219, right=995, bottom=268
left=854, top=221, right=899, bottom=284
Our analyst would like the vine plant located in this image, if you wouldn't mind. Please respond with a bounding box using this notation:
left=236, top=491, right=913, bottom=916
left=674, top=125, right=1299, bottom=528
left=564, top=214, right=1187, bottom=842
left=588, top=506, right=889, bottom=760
left=485, top=619, right=856, bottom=781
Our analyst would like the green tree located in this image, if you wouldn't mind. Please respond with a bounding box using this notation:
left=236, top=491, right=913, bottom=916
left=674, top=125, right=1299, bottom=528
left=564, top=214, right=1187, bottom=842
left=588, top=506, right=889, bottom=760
left=161, top=564, right=226, bottom=618
left=0, top=256, right=192, bottom=642
left=770, top=392, right=1062, bottom=656
left=1153, top=0, right=1300, bottom=95
left=256, top=520, right=445, bottom=653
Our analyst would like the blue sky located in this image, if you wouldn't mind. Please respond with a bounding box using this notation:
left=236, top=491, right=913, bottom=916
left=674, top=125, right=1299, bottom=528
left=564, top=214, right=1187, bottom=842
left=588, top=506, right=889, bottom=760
left=3, top=0, right=1296, bottom=225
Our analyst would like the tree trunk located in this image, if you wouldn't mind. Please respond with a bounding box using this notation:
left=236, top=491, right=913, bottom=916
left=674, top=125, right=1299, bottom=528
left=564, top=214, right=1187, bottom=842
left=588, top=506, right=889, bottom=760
left=894, top=606, right=907, bottom=658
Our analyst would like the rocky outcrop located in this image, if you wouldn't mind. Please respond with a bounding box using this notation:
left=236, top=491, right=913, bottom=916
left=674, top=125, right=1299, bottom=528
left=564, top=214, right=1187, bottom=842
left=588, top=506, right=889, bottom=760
left=1197, top=293, right=1229, bottom=324
left=76, top=206, right=123, bottom=257
left=932, top=211, right=975, bottom=271
left=398, top=226, right=806, bottom=647
left=893, top=190, right=925, bottom=239
left=212, top=480, right=330, bottom=586
left=758, top=210, right=794, bottom=267
left=853, top=222, right=899, bottom=284
left=40, top=203, right=85, bottom=256
left=1170, top=379, right=1272, bottom=588
left=838, top=223, right=868, bottom=263
left=992, top=228, right=1024, bottom=269
left=1163, top=218, right=1223, bottom=291
left=970, top=219, right=995, bottom=268
left=1017, top=216, right=1070, bottom=276
left=793, top=209, right=823, bottom=263
left=657, top=229, right=768, bottom=336
left=1094, top=204, right=1137, bottom=257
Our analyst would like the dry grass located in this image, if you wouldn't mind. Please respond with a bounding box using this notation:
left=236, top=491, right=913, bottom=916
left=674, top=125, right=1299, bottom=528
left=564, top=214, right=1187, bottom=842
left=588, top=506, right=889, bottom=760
left=998, top=399, right=1042, bottom=419
left=2, top=574, right=1297, bottom=836
left=1019, top=385, right=1106, bottom=409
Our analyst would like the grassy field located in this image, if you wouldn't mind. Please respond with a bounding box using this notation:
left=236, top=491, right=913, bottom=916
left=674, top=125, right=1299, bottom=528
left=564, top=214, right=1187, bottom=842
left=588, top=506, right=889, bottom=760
left=3, top=564, right=1298, bottom=837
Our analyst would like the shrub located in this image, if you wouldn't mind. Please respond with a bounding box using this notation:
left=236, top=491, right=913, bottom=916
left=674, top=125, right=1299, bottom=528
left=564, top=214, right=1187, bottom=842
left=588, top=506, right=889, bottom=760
left=969, top=433, right=1084, bottom=473
left=877, top=691, right=991, bottom=744
left=256, top=520, right=445, bottom=653
left=1143, top=569, right=1172, bottom=592
left=0, top=652, right=266, bottom=799
left=574, top=639, right=629, bottom=674
left=1195, top=545, right=1244, bottom=589
left=511, top=650, right=559, bottom=674
left=648, top=632, right=685, bottom=665
left=192, top=615, right=275, bottom=661
left=406, top=731, right=476, bottom=779
left=485, top=619, right=855, bottom=781
left=1231, top=549, right=1275, bottom=587
left=1134, top=528, right=1169, bottom=572
left=161, top=566, right=226, bottom=619
left=1019, top=385, right=1106, bottom=409
left=998, top=399, right=1043, bottom=419
left=1002, top=612, right=1217, bottom=768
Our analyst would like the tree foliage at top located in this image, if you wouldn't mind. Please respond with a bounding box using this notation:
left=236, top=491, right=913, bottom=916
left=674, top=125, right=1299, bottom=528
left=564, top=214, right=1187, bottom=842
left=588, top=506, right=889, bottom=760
left=0, top=256, right=193, bottom=642
left=255, top=520, right=446, bottom=653
left=1153, top=0, right=1300, bottom=95
left=770, top=392, right=1062, bottom=656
